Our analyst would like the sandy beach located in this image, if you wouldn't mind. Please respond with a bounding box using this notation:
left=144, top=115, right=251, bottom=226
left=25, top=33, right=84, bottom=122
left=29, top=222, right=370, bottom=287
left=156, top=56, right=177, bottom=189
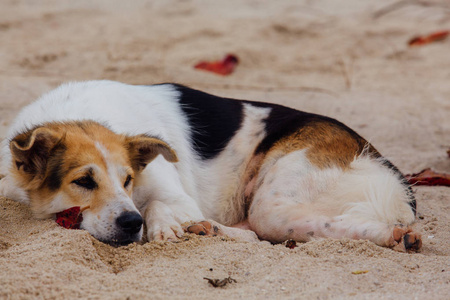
left=0, top=1, right=449, bottom=299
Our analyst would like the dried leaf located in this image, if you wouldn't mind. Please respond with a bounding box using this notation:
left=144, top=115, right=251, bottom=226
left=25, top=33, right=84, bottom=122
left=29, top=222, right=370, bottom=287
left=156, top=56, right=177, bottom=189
left=55, top=206, right=83, bottom=229
left=352, top=270, right=369, bottom=275
left=405, top=168, right=450, bottom=187
left=285, top=239, right=298, bottom=249
left=204, top=276, right=237, bottom=287
left=194, top=54, right=239, bottom=75
left=409, top=30, right=449, bottom=47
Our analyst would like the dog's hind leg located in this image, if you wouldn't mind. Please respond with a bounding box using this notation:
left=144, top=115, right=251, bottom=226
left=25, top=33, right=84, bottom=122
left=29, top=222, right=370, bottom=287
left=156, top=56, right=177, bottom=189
left=247, top=150, right=421, bottom=252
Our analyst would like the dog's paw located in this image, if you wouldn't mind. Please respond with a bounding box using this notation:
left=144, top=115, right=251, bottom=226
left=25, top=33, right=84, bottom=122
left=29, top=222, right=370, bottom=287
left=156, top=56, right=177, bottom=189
left=144, top=200, right=204, bottom=242
left=184, top=219, right=260, bottom=243
left=390, top=226, right=422, bottom=253
left=148, top=222, right=185, bottom=242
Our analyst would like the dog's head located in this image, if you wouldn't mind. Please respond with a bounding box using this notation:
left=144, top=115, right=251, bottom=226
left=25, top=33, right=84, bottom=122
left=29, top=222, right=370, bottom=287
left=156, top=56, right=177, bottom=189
left=9, top=121, right=178, bottom=245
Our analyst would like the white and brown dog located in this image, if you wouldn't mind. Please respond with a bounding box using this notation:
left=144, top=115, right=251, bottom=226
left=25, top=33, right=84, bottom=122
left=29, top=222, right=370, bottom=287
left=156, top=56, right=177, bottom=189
left=0, top=80, right=421, bottom=251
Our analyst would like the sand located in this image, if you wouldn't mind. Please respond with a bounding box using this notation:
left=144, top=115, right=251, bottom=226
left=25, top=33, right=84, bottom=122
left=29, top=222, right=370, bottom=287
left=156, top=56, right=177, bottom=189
left=0, top=0, right=449, bottom=299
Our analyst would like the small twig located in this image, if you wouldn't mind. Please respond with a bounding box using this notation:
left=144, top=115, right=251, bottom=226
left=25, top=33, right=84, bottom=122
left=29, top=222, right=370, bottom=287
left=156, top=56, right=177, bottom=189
left=373, top=0, right=450, bottom=19
left=352, top=270, right=369, bottom=275
left=203, top=276, right=237, bottom=288
left=373, top=0, right=419, bottom=19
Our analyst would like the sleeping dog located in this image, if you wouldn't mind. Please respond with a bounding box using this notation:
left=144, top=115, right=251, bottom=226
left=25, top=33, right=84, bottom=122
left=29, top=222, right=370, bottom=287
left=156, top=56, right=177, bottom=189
left=0, top=81, right=421, bottom=252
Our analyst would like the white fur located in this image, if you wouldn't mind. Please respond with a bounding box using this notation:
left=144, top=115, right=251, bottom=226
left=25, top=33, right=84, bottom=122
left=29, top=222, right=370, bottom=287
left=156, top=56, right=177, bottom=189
left=197, top=104, right=271, bottom=224
left=87, top=142, right=143, bottom=242
left=248, top=151, right=415, bottom=245
left=0, top=81, right=231, bottom=241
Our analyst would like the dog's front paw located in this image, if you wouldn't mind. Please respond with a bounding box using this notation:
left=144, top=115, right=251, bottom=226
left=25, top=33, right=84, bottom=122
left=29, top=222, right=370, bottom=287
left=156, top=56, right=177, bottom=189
left=144, top=200, right=203, bottom=242
left=184, top=219, right=260, bottom=243
left=148, top=222, right=184, bottom=241
left=184, top=220, right=221, bottom=237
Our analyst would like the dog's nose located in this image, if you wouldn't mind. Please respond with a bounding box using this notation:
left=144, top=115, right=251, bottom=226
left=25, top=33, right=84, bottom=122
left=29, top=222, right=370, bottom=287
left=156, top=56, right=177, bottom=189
left=116, top=211, right=143, bottom=234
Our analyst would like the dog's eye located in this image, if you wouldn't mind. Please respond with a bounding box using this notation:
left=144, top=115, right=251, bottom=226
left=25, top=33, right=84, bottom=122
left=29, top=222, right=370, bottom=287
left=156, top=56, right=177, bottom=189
left=72, top=176, right=97, bottom=190
left=124, top=175, right=133, bottom=188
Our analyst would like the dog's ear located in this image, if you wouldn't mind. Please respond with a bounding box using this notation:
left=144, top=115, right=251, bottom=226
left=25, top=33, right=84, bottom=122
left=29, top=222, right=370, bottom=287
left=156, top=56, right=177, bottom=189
left=126, top=135, right=178, bottom=172
left=10, top=127, right=62, bottom=177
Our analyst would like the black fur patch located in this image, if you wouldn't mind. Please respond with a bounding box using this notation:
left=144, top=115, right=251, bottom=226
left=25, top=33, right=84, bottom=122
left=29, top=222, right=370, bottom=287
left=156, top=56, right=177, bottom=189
left=174, top=84, right=244, bottom=160
left=246, top=101, right=368, bottom=155
left=245, top=100, right=420, bottom=215
left=382, top=159, right=417, bottom=215
left=173, top=85, right=417, bottom=216
left=406, top=187, right=417, bottom=215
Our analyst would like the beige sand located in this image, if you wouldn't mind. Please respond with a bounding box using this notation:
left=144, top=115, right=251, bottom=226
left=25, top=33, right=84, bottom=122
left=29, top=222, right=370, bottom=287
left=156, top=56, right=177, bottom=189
left=0, top=1, right=449, bottom=299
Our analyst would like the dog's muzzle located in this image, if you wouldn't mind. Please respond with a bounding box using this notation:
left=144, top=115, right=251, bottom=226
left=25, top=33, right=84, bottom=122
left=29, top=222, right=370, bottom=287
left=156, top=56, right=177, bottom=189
left=116, top=211, right=143, bottom=234
left=110, top=211, right=143, bottom=246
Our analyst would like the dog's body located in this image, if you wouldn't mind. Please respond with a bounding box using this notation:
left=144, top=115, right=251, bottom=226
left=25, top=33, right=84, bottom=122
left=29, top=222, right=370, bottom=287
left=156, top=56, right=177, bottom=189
left=0, top=80, right=421, bottom=251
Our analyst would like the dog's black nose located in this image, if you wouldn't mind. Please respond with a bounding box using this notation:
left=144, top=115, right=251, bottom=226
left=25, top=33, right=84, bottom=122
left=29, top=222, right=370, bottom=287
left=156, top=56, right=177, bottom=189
left=116, top=211, right=143, bottom=234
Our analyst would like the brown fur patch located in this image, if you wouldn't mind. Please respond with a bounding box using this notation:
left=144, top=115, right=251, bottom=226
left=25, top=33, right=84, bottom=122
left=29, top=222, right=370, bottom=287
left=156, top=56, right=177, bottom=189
left=11, top=122, right=132, bottom=216
left=264, top=120, right=379, bottom=169
left=241, top=153, right=266, bottom=219
left=9, top=121, right=176, bottom=218
left=240, top=120, right=380, bottom=221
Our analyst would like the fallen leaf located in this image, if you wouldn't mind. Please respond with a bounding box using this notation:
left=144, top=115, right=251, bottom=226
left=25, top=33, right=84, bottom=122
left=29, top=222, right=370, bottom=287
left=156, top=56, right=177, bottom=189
left=405, top=168, right=450, bottom=187
left=447, top=148, right=450, bottom=158
left=285, top=239, right=298, bottom=249
left=204, top=276, right=237, bottom=288
left=194, top=54, right=239, bottom=75
left=352, top=270, right=369, bottom=275
left=55, top=206, right=83, bottom=229
left=408, top=30, right=449, bottom=46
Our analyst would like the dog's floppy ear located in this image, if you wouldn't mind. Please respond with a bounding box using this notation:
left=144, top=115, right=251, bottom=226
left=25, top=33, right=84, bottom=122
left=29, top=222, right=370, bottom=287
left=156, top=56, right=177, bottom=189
left=10, top=127, right=62, bottom=177
left=126, top=135, right=178, bottom=172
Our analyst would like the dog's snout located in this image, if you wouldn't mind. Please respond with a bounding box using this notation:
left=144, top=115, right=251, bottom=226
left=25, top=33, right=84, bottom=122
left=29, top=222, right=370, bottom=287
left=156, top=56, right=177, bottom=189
left=116, top=211, right=143, bottom=234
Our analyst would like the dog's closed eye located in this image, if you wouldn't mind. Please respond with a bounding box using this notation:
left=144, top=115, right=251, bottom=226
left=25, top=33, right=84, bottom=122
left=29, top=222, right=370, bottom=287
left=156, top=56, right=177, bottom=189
left=72, top=176, right=97, bottom=190
left=124, top=175, right=133, bottom=188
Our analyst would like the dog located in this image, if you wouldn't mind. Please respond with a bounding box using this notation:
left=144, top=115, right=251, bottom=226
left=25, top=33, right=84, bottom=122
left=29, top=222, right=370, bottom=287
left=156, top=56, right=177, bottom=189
left=0, top=80, right=421, bottom=251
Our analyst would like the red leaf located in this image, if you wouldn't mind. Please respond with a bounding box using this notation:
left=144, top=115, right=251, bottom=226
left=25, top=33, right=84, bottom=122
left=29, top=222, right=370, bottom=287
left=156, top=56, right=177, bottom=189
left=405, top=168, right=450, bottom=187
left=194, top=54, right=239, bottom=75
left=55, top=206, right=83, bottom=229
left=409, top=30, right=449, bottom=47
